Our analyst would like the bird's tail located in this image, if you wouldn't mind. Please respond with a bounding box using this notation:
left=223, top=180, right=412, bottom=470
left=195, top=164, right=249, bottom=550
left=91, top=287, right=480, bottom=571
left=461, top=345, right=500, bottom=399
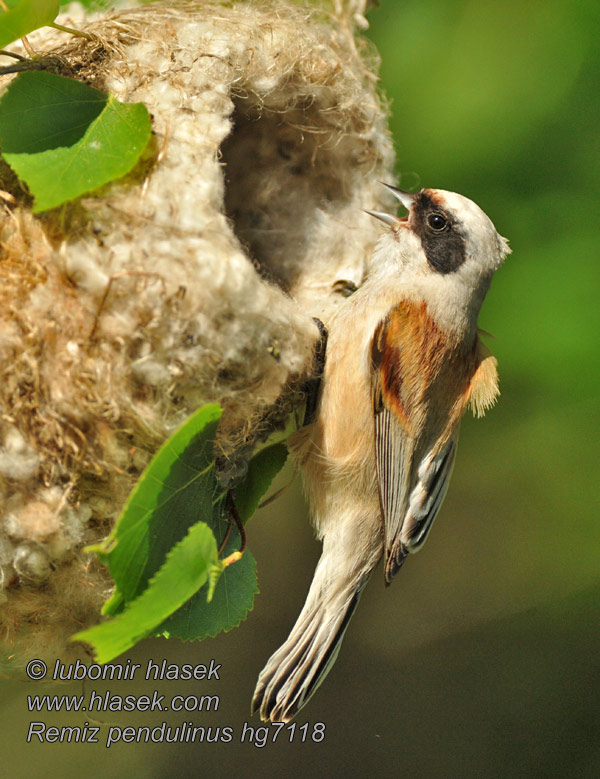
left=251, top=556, right=368, bottom=722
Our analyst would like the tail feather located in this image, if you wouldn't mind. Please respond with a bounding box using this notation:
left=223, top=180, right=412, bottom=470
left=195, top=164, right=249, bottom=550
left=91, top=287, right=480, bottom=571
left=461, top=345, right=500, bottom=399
left=252, top=584, right=362, bottom=722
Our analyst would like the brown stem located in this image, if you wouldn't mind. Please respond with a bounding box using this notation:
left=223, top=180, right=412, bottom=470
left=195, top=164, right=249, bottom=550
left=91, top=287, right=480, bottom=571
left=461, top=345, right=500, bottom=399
left=19, top=35, right=36, bottom=59
left=49, top=22, right=94, bottom=41
left=0, top=49, right=25, bottom=60
left=226, top=491, right=246, bottom=554
left=216, top=517, right=233, bottom=556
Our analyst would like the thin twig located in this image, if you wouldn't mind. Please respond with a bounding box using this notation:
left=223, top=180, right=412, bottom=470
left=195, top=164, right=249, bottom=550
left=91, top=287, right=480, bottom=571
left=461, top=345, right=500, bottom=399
left=0, top=60, right=46, bottom=76
left=49, top=22, right=94, bottom=42
left=19, top=37, right=35, bottom=58
left=0, top=49, right=25, bottom=61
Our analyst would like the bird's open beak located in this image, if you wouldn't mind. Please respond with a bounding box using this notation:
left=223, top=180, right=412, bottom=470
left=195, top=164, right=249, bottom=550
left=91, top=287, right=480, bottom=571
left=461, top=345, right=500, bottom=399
left=363, top=209, right=402, bottom=227
left=364, top=184, right=415, bottom=229
left=380, top=183, right=415, bottom=212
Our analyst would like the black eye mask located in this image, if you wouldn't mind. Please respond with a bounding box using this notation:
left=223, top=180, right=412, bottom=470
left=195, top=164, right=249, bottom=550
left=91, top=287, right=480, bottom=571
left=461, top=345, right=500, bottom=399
left=412, top=190, right=467, bottom=274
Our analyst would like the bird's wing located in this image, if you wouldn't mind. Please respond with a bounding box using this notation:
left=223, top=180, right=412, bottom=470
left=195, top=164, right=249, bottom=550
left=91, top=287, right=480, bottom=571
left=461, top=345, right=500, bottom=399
left=373, top=406, right=457, bottom=582
left=371, top=301, right=472, bottom=583
left=386, top=433, right=457, bottom=577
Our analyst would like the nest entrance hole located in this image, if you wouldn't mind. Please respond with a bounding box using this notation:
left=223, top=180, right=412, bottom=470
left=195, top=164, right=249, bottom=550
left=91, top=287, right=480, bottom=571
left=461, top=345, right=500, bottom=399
left=221, top=102, right=348, bottom=291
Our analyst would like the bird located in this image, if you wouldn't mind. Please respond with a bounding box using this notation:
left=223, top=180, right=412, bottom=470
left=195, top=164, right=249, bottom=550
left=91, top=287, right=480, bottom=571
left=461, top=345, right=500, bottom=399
left=251, top=185, right=511, bottom=722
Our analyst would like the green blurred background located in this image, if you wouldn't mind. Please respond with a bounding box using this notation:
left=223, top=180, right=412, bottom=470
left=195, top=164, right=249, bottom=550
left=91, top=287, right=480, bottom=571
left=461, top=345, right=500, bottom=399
left=4, top=0, right=599, bottom=776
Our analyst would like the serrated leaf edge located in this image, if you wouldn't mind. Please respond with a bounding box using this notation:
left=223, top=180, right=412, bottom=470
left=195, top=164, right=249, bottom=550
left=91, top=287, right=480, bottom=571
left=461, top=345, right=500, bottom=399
left=71, top=520, right=218, bottom=662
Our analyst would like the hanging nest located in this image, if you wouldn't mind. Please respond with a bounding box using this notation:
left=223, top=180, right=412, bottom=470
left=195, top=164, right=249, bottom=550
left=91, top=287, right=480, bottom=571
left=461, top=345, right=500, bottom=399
left=0, top=0, right=396, bottom=675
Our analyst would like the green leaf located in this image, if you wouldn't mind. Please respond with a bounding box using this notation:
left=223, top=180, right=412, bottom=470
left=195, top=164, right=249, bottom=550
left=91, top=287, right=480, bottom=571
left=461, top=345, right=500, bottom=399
left=0, top=0, right=58, bottom=48
left=85, top=400, right=291, bottom=649
left=158, top=535, right=259, bottom=642
left=0, top=72, right=152, bottom=212
left=98, top=403, right=224, bottom=616
left=71, top=522, right=218, bottom=663
left=233, top=442, right=288, bottom=521
left=0, top=71, right=107, bottom=152
left=157, top=441, right=288, bottom=641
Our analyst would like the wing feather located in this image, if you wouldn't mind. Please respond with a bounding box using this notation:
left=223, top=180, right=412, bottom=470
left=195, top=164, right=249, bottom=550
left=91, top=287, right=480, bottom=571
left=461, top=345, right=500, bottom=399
left=373, top=406, right=413, bottom=575
left=383, top=435, right=457, bottom=582
left=371, top=301, right=476, bottom=583
left=398, top=435, right=457, bottom=551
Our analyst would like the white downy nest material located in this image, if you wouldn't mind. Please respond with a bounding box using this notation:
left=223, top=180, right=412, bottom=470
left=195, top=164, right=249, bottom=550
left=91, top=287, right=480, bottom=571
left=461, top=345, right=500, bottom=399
left=0, top=0, right=395, bottom=674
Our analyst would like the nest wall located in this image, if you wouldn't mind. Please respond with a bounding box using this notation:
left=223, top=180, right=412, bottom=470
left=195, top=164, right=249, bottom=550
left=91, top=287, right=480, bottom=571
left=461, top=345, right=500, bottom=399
left=0, top=0, right=396, bottom=673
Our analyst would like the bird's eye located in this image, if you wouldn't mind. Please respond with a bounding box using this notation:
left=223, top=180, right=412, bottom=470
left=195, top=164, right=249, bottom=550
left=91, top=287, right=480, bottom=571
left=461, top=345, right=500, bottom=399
left=427, top=213, right=448, bottom=231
